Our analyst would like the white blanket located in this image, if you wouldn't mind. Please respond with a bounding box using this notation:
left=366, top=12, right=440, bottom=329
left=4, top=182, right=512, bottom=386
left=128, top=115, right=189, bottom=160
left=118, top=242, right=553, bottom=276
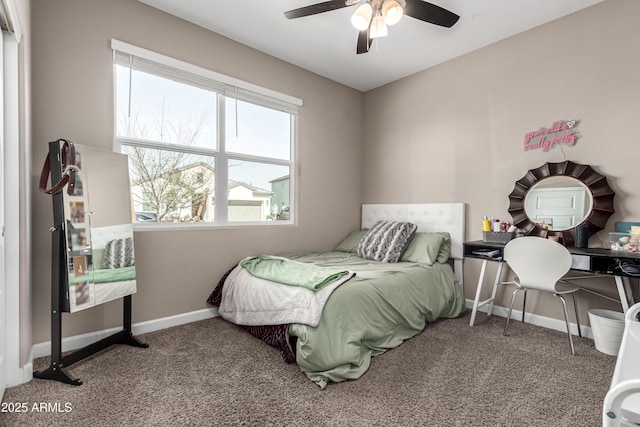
left=218, top=260, right=355, bottom=327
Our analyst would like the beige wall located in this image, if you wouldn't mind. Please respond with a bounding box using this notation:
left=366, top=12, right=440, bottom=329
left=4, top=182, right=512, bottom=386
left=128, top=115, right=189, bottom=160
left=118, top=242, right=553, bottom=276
left=29, top=0, right=364, bottom=345
left=362, top=0, right=640, bottom=321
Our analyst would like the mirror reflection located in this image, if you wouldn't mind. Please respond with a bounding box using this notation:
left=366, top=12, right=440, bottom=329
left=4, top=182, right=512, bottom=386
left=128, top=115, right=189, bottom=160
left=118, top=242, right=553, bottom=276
left=63, top=143, right=137, bottom=312
left=523, top=176, right=594, bottom=231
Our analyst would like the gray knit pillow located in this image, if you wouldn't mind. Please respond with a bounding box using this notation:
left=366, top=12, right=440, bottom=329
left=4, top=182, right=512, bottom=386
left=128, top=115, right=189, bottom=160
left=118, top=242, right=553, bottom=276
left=103, top=237, right=135, bottom=269
left=356, top=220, right=418, bottom=263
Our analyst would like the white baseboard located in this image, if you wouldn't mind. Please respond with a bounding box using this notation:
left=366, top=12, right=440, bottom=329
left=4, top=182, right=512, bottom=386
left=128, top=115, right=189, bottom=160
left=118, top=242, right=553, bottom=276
left=22, top=362, right=33, bottom=384
left=7, top=366, right=28, bottom=388
left=6, top=358, right=32, bottom=388
left=465, top=299, right=594, bottom=339
left=28, top=307, right=219, bottom=372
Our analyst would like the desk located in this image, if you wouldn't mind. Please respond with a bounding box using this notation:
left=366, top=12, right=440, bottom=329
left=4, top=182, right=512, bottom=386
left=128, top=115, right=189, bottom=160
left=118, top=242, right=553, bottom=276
left=464, top=240, right=639, bottom=326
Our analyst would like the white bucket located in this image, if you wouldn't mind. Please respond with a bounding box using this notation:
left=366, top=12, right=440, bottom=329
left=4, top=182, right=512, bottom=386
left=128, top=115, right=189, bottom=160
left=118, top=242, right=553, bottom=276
left=588, top=309, right=625, bottom=356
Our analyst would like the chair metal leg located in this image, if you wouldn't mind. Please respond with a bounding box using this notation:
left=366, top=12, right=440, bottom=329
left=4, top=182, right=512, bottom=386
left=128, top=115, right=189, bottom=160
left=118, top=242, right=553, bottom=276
left=522, top=290, right=527, bottom=323
left=572, top=293, right=582, bottom=338
left=504, top=288, right=524, bottom=336
left=556, top=294, right=576, bottom=356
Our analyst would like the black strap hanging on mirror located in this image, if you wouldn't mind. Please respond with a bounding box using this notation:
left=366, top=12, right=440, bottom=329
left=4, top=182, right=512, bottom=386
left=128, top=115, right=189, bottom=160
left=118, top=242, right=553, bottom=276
left=39, top=139, right=78, bottom=195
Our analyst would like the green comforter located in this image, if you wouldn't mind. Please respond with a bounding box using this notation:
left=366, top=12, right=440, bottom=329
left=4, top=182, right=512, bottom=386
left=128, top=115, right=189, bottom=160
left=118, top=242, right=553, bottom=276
left=283, top=252, right=465, bottom=389
left=241, top=255, right=351, bottom=291
left=68, top=266, right=136, bottom=285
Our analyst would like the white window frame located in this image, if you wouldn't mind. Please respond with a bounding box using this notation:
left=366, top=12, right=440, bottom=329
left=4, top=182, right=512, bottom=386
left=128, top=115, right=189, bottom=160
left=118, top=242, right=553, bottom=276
left=111, top=40, right=301, bottom=228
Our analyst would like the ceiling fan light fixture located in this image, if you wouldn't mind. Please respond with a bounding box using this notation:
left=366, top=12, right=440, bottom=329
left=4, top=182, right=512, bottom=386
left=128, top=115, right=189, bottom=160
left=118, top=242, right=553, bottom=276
left=351, top=3, right=373, bottom=31
left=370, top=13, right=388, bottom=38
left=381, top=0, right=403, bottom=26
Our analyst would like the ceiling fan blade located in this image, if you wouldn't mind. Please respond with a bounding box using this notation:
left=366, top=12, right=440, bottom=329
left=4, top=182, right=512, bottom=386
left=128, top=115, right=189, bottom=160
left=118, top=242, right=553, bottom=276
left=284, top=0, right=352, bottom=19
left=356, top=29, right=373, bottom=54
left=403, top=0, right=460, bottom=28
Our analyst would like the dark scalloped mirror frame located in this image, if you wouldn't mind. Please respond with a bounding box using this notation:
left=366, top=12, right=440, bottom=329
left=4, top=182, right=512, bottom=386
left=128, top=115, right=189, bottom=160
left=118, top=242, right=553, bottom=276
left=508, top=161, right=615, bottom=246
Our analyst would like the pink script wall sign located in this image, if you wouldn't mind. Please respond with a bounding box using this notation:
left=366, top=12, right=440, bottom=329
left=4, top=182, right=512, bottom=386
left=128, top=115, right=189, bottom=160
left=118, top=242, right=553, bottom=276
left=523, top=120, right=579, bottom=152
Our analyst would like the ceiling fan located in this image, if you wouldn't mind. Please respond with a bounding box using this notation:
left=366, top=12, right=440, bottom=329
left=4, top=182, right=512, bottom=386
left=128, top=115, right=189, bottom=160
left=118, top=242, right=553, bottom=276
left=284, top=0, right=460, bottom=54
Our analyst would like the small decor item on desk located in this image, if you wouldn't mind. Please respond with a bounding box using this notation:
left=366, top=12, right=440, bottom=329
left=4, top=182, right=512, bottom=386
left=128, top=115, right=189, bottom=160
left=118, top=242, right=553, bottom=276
left=609, top=232, right=640, bottom=252
left=482, top=231, right=515, bottom=243
left=482, top=216, right=491, bottom=232
left=574, top=224, right=589, bottom=249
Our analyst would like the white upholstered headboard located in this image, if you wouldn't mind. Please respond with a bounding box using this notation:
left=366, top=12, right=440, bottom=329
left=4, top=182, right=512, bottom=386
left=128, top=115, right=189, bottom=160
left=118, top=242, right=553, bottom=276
left=361, top=203, right=465, bottom=284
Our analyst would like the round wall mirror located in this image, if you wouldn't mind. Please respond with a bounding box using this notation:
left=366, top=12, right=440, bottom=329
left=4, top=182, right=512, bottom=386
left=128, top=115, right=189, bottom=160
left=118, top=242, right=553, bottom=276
left=508, top=161, right=615, bottom=245
left=523, top=176, right=594, bottom=231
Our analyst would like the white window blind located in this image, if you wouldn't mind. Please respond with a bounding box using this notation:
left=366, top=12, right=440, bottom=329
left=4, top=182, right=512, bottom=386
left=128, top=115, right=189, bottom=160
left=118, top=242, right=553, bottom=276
left=111, top=39, right=302, bottom=115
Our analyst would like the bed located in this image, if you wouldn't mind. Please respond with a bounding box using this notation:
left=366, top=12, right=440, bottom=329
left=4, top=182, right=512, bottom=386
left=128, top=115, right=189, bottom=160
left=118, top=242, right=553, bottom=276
left=207, top=203, right=467, bottom=388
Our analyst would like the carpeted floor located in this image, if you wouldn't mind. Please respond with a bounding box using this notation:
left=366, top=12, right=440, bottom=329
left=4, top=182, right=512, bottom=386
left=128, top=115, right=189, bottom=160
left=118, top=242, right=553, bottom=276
left=1, top=311, right=615, bottom=426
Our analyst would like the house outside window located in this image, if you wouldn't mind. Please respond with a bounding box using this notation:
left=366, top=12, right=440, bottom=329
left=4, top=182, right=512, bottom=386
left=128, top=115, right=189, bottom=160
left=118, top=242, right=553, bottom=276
left=269, top=175, right=290, bottom=220
left=112, top=40, right=301, bottom=225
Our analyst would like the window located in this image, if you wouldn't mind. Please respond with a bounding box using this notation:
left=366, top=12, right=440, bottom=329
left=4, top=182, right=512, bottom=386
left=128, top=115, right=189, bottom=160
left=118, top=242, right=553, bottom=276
left=112, top=40, right=301, bottom=225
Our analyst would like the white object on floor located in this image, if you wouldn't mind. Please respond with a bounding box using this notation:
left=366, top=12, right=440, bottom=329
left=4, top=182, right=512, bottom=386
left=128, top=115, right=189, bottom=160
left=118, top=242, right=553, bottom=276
left=603, top=302, right=640, bottom=426
left=589, top=309, right=625, bottom=356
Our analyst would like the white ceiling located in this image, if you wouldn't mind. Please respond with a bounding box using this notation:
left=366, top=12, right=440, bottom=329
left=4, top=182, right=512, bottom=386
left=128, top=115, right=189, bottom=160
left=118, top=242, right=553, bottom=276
left=138, top=0, right=603, bottom=92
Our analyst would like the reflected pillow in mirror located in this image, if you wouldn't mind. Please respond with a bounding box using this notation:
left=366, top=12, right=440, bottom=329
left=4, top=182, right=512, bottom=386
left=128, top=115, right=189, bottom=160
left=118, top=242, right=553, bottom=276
left=92, top=248, right=105, bottom=270
left=401, top=232, right=451, bottom=265
left=103, top=237, right=135, bottom=269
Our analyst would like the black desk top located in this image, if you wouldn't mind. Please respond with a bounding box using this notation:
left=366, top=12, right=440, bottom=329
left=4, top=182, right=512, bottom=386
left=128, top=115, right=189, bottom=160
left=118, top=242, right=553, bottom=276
left=568, top=246, right=640, bottom=260
left=463, top=239, right=640, bottom=277
left=465, top=239, right=640, bottom=259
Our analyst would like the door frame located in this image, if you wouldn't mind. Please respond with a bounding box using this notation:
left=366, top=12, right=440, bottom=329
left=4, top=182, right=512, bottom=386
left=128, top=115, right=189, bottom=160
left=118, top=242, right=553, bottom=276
left=0, top=27, right=5, bottom=401
left=2, top=0, right=24, bottom=390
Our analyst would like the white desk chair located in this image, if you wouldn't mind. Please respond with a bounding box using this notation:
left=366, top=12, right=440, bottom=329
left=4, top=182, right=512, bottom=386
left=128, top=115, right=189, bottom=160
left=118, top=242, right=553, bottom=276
left=502, top=237, right=582, bottom=355
left=603, top=303, right=640, bottom=426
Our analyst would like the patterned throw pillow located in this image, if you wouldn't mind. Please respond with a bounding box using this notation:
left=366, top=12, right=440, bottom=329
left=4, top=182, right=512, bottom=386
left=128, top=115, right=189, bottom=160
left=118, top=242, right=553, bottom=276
left=103, top=237, right=135, bottom=269
left=356, top=220, right=418, bottom=263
